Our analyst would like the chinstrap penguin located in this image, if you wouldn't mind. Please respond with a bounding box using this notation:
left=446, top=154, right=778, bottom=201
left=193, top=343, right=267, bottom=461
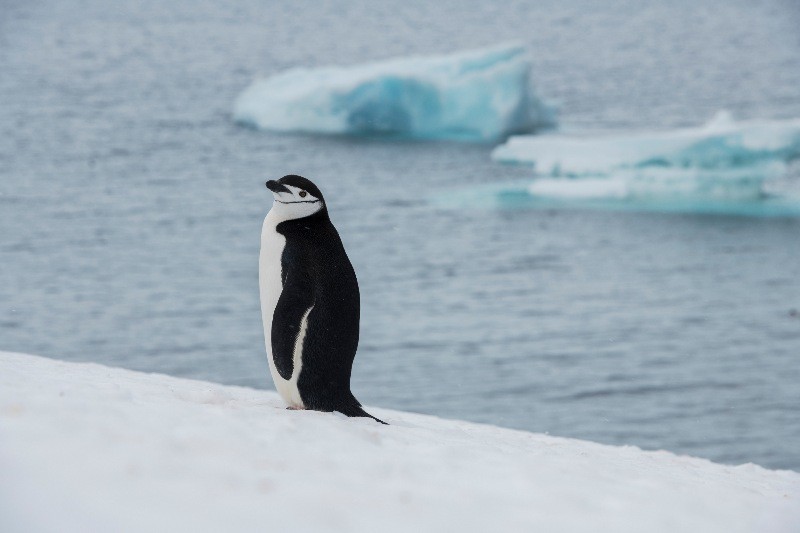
left=259, top=174, right=386, bottom=424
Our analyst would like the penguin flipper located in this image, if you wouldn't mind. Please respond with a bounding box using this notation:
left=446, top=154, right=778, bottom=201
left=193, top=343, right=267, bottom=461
left=271, top=267, right=314, bottom=381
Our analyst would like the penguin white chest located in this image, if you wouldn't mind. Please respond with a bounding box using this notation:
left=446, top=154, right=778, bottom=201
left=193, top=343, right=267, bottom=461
left=259, top=213, right=306, bottom=408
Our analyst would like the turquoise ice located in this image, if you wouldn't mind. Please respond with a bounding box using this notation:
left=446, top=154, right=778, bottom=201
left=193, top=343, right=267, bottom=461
left=233, top=44, right=552, bottom=142
left=492, top=111, right=800, bottom=173
left=475, top=112, right=800, bottom=216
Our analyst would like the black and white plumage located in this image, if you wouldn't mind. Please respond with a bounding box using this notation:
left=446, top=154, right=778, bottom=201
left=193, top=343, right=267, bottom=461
left=259, top=174, right=385, bottom=424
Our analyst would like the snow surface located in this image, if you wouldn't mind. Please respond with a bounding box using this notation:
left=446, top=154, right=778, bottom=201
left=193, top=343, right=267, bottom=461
left=2, top=351, right=799, bottom=533
left=233, top=44, right=552, bottom=142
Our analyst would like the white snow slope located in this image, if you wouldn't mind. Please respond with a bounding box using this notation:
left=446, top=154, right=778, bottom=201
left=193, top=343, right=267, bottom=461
left=1, top=351, right=798, bottom=533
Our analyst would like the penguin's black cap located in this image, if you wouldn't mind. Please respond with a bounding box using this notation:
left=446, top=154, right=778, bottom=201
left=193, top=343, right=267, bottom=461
left=266, top=174, right=324, bottom=201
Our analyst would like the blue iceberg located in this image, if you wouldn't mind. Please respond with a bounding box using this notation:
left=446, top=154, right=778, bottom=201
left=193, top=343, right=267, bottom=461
left=434, top=165, right=800, bottom=218
left=233, top=44, right=553, bottom=142
left=473, top=112, right=800, bottom=217
left=491, top=111, right=800, bottom=172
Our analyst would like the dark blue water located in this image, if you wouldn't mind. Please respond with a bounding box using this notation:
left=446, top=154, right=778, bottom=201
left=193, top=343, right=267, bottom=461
left=1, top=0, right=799, bottom=470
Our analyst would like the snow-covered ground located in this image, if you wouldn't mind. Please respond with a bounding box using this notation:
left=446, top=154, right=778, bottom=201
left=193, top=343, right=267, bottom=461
left=1, top=351, right=798, bottom=533
left=233, top=44, right=552, bottom=142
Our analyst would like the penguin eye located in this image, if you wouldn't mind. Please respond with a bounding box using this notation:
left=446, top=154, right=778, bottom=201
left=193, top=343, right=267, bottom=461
left=299, top=191, right=307, bottom=198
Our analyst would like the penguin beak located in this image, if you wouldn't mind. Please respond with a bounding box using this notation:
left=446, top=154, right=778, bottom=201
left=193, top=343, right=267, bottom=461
left=266, top=180, right=291, bottom=194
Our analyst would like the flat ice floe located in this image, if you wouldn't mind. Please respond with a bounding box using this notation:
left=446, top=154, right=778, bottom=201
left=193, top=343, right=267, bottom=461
left=435, top=173, right=800, bottom=217
left=492, top=111, right=800, bottom=172
left=1, top=351, right=799, bottom=532
left=469, top=112, right=800, bottom=216
left=234, top=44, right=553, bottom=142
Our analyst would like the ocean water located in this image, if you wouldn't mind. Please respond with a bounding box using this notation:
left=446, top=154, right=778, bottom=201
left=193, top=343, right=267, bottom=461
left=1, top=0, right=799, bottom=470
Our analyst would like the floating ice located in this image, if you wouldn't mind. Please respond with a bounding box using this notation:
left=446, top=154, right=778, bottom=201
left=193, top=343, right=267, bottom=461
left=435, top=163, right=800, bottom=217
left=472, top=113, right=800, bottom=216
left=234, top=44, right=553, bottom=142
left=491, top=111, right=800, bottom=172
left=528, top=166, right=782, bottom=202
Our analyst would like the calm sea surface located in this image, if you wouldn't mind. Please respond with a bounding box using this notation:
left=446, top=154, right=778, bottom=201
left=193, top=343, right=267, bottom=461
left=1, top=0, right=799, bottom=469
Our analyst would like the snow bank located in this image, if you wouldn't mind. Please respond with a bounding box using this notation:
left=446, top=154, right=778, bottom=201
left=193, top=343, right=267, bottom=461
left=1, top=351, right=798, bottom=533
left=233, top=44, right=552, bottom=142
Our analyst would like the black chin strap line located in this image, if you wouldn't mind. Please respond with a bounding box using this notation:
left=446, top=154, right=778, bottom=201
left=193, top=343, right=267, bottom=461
left=275, top=199, right=321, bottom=205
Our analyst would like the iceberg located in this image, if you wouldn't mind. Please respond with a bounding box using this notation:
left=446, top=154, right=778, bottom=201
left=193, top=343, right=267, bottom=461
left=474, top=112, right=800, bottom=216
left=434, top=163, right=800, bottom=217
left=491, top=111, right=800, bottom=173
left=233, top=44, right=553, bottom=142
left=527, top=165, right=784, bottom=203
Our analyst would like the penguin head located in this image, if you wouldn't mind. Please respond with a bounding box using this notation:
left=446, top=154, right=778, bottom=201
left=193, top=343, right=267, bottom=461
left=265, top=175, right=325, bottom=220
